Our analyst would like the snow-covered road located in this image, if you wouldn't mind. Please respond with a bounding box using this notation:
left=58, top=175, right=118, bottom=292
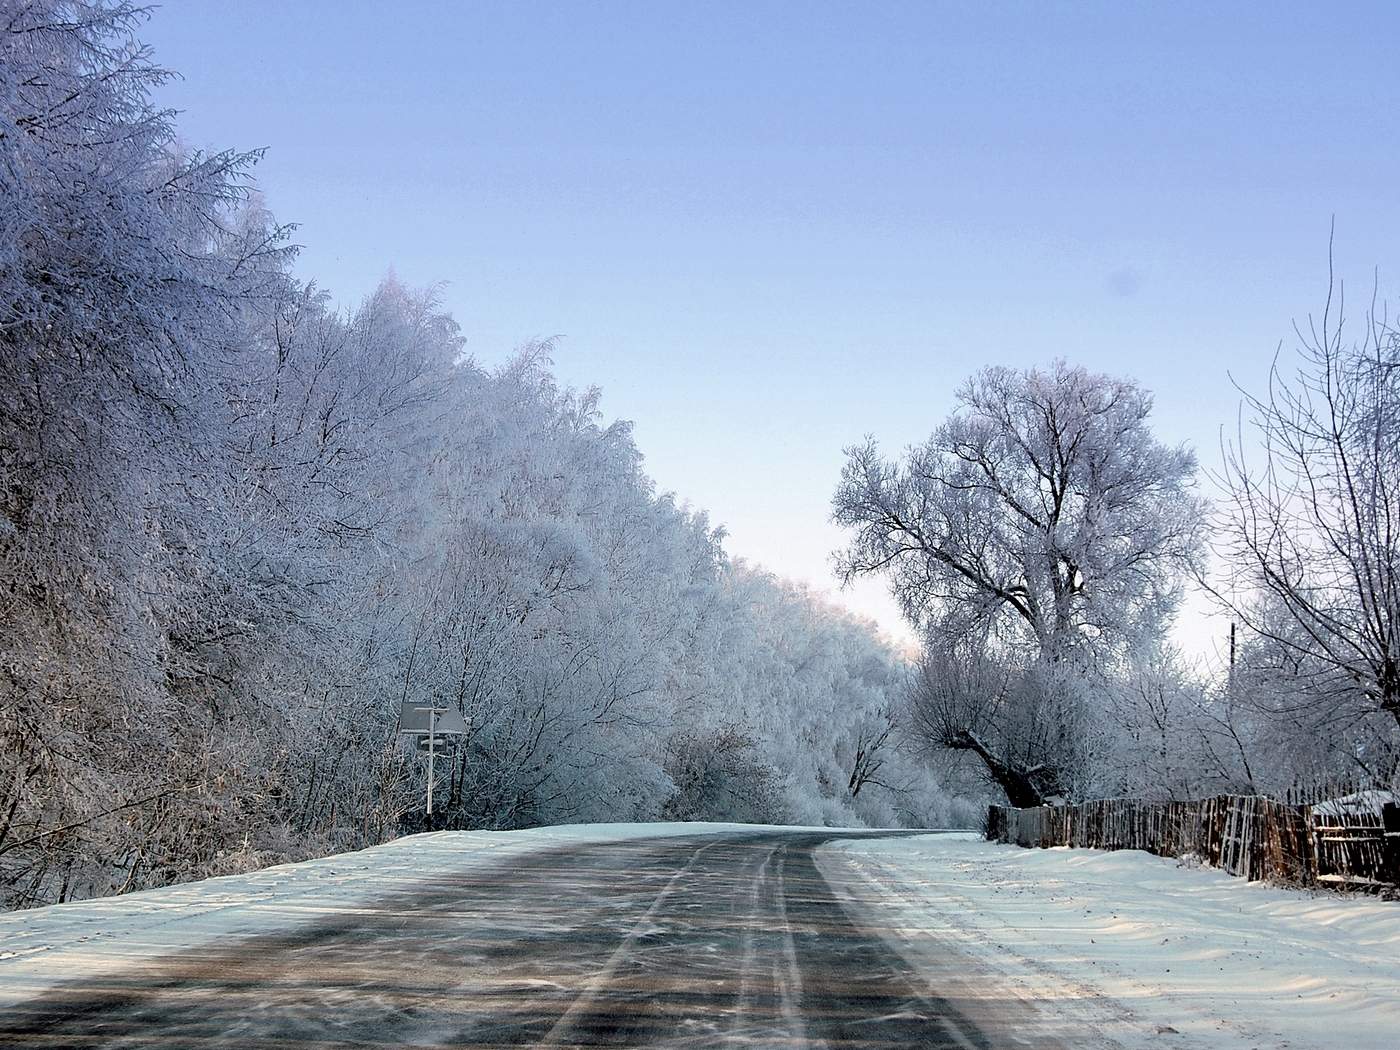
left=2, top=825, right=1395, bottom=1048
left=2, top=827, right=1055, bottom=1048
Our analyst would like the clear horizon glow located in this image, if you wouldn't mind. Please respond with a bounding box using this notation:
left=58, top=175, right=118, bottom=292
left=143, top=2, right=1400, bottom=660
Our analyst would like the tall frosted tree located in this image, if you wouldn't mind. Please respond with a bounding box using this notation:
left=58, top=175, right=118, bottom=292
left=0, top=0, right=293, bottom=904
left=833, top=361, right=1205, bottom=802
left=1213, top=280, right=1400, bottom=777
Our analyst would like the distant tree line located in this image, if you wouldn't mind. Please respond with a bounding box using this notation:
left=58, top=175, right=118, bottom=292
left=0, top=2, right=965, bottom=909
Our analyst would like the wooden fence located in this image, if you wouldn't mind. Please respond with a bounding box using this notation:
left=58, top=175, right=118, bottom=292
left=986, top=793, right=1400, bottom=889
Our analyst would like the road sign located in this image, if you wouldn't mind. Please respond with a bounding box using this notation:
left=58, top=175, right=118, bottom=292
left=399, top=702, right=467, bottom=735
left=397, top=702, right=468, bottom=819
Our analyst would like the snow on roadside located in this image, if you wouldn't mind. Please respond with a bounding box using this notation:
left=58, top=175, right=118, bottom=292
left=0, top=821, right=761, bottom=1010
left=830, top=833, right=1400, bottom=1050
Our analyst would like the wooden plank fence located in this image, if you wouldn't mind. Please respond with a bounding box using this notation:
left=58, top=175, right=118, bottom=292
left=987, top=793, right=1399, bottom=890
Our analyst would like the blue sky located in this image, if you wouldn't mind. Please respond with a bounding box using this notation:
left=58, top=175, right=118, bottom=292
left=144, top=2, right=1400, bottom=657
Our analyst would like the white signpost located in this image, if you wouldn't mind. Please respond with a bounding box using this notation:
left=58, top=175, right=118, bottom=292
left=398, top=701, right=467, bottom=817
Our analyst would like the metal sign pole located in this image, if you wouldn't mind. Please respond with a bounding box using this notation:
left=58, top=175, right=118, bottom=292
left=427, top=707, right=437, bottom=818
left=399, top=700, right=463, bottom=823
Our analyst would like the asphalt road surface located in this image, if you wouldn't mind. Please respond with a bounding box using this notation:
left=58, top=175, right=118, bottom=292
left=3, top=831, right=1078, bottom=1048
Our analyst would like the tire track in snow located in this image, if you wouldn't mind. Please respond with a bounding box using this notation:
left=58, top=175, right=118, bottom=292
left=535, top=837, right=728, bottom=1047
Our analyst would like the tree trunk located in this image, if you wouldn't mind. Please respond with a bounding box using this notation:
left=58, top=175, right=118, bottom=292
left=947, top=730, right=1052, bottom=808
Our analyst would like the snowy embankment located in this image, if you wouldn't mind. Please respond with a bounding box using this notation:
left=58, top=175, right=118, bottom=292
left=0, top=821, right=762, bottom=1011
left=832, top=834, right=1400, bottom=1050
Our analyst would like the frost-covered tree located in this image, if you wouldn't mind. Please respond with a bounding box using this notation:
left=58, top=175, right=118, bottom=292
left=1098, top=651, right=1261, bottom=801
left=1213, top=280, right=1400, bottom=739
left=0, top=1, right=967, bottom=909
left=1225, top=600, right=1400, bottom=791
left=696, top=567, right=955, bottom=827
left=836, top=361, right=1205, bottom=804
left=909, top=639, right=1114, bottom=805
left=835, top=361, right=1204, bottom=664
left=0, top=0, right=292, bottom=905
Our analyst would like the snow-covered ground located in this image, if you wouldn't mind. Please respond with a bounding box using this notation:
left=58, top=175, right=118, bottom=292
left=0, top=821, right=770, bottom=1011
left=832, top=833, right=1400, bottom=1050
